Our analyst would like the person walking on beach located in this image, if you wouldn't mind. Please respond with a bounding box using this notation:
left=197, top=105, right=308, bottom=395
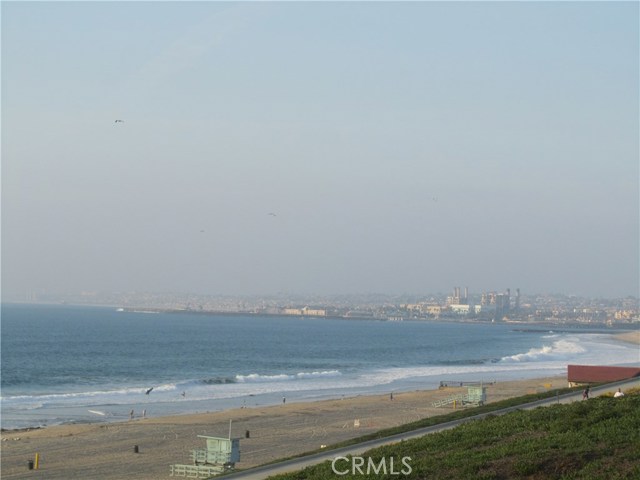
left=282, top=396, right=286, bottom=404
left=582, top=386, right=590, bottom=400
left=129, top=409, right=134, bottom=420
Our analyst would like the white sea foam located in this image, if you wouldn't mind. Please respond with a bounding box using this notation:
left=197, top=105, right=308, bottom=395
left=0, top=371, right=344, bottom=412
left=354, top=334, right=638, bottom=389
left=235, top=370, right=341, bottom=383
left=236, top=373, right=294, bottom=383
left=500, top=339, right=586, bottom=363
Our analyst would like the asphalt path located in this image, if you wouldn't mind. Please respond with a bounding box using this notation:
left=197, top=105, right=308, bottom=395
left=221, top=378, right=640, bottom=480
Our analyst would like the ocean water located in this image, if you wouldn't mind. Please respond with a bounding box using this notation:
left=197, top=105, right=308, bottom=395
left=1, top=303, right=638, bottom=430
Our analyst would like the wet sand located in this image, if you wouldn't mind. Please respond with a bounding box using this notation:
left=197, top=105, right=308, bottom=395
left=1, top=376, right=567, bottom=479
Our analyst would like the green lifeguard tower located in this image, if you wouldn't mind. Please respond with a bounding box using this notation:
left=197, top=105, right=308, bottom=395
left=170, top=435, right=240, bottom=478
left=432, top=384, right=487, bottom=408
left=465, top=385, right=486, bottom=406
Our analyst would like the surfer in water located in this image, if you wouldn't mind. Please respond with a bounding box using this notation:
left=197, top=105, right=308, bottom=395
left=145, top=387, right=154, bottom=395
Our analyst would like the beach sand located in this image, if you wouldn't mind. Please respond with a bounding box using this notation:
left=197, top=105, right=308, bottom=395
left=614, top=330, right=640, bottom=345
left=1, top=376, right=567, bottom=479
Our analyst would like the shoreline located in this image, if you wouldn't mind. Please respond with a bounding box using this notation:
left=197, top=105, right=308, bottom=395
left=3, top=330, right=638, bottom=433
left=1, top=376, right=568, bottom=479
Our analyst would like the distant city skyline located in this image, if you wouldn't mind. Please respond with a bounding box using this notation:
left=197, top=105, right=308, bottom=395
left=2, top=2, right=638, bottom=298
left=5, top=286, right=637, bottom=305
left=3, top=286, right=637, bottom=327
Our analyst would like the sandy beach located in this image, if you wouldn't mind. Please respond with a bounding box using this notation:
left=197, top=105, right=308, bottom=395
left=615, top=330, right=640, bottom=345
left=1, top=376, right=569, bottom=479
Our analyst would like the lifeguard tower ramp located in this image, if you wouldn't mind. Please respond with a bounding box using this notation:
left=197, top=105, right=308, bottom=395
left=170, top=435, right=240, bottom=478
left=432, top=385, right=486, bottom=408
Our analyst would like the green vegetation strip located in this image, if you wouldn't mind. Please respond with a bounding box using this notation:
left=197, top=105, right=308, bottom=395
left=269, top=392, right=639, bottom=480
left=217, top=386, right=584, bottom=478
left=246, top=386, right=584, bottom=470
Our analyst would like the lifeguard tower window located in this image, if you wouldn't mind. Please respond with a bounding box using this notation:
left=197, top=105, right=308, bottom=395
left=466, top=386, right=486, bottom=406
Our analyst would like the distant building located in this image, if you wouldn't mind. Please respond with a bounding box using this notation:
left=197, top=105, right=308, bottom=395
left=474, top=304, right=496, bottom=316
left=302, top=307, right=326, bottom=317
left=282, top=307, right=326, bottom=317
left=424, top=305, right=443, bottom=316
left=449, top=304, right=471, bottom=315
left=481, top=289, right=512, bottom=319
left=448, top=287, right=469, bottom=306
left=614, top=310, right=638, bottom=321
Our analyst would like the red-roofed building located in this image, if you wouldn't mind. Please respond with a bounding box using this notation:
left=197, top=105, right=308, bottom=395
left=567, top=365, right=640, bottom=387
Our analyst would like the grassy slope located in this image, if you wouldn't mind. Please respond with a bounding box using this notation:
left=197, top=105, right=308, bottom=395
left=269, top=393, right=640, bottom=480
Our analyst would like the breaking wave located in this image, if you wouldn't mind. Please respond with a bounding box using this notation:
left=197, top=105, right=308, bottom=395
left=500, top=339, right=586, bottom=363
left=235, top=370, right=341, bottom=383
left=198, top=371, right=342, bottom=384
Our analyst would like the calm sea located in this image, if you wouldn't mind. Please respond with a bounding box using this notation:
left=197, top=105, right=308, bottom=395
left=1, top=303, right=637, bottom=429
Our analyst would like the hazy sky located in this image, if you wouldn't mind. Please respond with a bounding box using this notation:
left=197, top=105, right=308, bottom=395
left=2, top=1, right=638, bottom=298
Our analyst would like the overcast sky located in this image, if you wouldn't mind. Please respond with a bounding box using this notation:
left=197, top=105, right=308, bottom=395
left=2, top=1, right=638, bottom=298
